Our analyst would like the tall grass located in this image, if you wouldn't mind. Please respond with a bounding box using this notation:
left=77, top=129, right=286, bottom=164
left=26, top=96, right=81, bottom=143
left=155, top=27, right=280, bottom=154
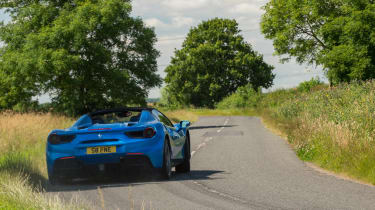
left=0, top=172, right=86, bottom=210
left=259, top=81, right=375, bottom=184
left=0, top=112, right=85, bottom=209
left=0, top=112, right=74, bottom=180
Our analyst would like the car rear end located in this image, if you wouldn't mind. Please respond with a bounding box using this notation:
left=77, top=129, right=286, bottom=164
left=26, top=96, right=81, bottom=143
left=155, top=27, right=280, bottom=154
left=46, top=123, right=165, bottom=181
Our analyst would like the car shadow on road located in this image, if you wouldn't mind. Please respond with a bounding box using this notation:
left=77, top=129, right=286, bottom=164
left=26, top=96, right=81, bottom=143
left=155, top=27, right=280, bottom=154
left=46, top=169, right=226, bottom=193
left=189, top=125, right=236, bottom=130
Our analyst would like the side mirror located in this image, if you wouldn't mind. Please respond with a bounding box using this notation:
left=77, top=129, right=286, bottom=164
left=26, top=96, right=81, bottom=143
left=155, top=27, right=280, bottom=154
left=180, top=120, right=191, bottom=128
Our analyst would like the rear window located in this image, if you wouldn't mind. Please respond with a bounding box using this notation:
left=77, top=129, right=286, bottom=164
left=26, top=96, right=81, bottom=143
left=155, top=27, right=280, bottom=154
left=91, top=111, right=142, bottom=124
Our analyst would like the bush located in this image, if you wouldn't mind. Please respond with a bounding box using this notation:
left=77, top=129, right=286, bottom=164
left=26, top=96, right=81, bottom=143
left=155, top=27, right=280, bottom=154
left=297, top=77, right=324, bottom=92
left=216, top=84, right=261, bottom=109
left=158, top=87, right=184, bottom=110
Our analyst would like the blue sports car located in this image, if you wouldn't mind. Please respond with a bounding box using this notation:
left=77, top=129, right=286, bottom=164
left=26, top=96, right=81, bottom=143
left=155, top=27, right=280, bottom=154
left=46, top=108, right=191, bottom=184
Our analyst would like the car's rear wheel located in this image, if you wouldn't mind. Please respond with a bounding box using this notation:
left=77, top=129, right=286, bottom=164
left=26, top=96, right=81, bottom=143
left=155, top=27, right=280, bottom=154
left=176, top=132, right=190, bottom=173
left=161, top=139, right=172, bottom=179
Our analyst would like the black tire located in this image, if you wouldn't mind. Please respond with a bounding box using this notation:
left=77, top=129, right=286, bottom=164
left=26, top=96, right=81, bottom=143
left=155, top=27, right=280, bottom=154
left=161, top=139, right=172, bottom=179
left=176, top=133, right=191, bottom=173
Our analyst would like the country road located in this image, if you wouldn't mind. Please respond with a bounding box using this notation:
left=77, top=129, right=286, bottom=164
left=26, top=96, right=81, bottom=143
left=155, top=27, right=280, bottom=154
left=48, top=116, right=375, bottom=210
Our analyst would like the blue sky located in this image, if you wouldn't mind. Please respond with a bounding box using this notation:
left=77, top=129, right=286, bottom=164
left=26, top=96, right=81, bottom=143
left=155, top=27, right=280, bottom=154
left=1, top=1, right=327, bottom=101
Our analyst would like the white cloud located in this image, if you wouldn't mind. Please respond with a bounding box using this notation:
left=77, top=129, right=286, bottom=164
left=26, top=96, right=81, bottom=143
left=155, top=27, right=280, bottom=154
left=144, top=18, right=168, bottom=28
left=229, top=3, right=262, bottom=15
left=157, top=35, right=185, bottom=46
left=172, top=16, right=195, bottom=28
left=161, top=0, right=210, bottom=10
left=145, top=16, right=195, bottom=29
left=236, top=16, right=260, bottom=30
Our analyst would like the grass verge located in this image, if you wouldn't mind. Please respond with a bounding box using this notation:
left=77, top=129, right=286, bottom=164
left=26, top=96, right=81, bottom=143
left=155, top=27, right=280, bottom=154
left=0, top=112, right=86, bottom=209
left=256, top=81, right=375, bottom=185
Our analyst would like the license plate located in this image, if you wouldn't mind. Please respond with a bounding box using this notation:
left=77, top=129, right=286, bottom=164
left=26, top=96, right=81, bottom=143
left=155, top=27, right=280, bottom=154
left=87, top=146, right=116, bottom=155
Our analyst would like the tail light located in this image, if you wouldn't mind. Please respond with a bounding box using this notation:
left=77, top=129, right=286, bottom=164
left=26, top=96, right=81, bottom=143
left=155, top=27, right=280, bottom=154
left=143, top=127, right=156, bottom=138
left=48, top=134, right=76, bottom=145
left=125, top=127, right=156, bottom=139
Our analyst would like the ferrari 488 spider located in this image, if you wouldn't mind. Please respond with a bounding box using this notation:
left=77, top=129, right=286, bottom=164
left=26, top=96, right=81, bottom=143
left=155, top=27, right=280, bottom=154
left=46, top=108, right=191, bottom=184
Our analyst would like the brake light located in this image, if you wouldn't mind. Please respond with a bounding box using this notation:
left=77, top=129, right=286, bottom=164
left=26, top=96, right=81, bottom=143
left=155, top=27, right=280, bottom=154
left=48, top=134, right=76, bottom=145
left=60, top=156, right=75, bottom=160
left=143, top=127, right=156, bottom=138
left=125, top=127, right=156, bottom=139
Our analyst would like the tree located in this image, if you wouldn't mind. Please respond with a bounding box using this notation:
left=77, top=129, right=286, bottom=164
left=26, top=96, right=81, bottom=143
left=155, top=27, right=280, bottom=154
left=261, top=0, right=375, bottom=84
left=164, top=18, right=274, bottom=108
left=0, top=0, right=161, bottom=115
left=159, top=86, right=180, bottom=109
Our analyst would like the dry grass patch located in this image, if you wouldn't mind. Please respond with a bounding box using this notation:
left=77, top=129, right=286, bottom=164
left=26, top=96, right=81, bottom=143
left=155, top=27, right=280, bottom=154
left=0, top=112, right=75, bottom=178
left=162, top=108, right=256, bottom=124
left=0, top=172, right=86, bottom=210
left=163, top=109, right=199, bottom=123
left=0, top=112, right=86, bottom=209
left=0, top=112, right=74, bottom=152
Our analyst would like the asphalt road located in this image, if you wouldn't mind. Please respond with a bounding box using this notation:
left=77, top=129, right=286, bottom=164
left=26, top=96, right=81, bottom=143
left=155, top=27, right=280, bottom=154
left=49, top=116, right=375, bottom=210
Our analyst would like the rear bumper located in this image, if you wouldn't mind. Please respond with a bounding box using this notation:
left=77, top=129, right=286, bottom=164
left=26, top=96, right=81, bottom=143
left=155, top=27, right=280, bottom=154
left=50, top=155, right=154, bottom=178
left=46, top=137, right=165, bottom=177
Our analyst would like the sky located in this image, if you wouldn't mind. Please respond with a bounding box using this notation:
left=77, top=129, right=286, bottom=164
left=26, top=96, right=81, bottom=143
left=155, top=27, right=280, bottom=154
left=1, top=1, right=327, bottom=101
left=131, top=0, right=327, bottom=97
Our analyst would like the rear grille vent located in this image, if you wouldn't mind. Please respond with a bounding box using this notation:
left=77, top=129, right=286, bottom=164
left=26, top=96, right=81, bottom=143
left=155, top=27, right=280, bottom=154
left=125, top=131, right=144, bottom=138
left=80, top=139, right=119, bottom=144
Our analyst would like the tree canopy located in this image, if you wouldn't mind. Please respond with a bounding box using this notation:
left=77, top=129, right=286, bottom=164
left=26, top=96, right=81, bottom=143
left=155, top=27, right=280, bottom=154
left=0, top=0, right=161, bottom=115
left=164, top=18, right=274, bottom=108
left=261, top=0, right=375, bottom=84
